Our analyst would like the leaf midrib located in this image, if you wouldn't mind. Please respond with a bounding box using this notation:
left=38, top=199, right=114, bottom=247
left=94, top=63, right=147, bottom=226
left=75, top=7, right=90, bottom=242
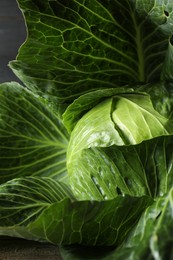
left=131, top=12, right=145, bottom=82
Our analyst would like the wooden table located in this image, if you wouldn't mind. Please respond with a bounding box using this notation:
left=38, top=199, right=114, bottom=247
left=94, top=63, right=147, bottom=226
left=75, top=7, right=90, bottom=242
left=0, top=237, right=62, bottom=260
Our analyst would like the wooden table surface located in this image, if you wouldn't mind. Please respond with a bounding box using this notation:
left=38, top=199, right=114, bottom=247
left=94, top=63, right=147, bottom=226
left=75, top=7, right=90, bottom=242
left=0, top=237, right=62, bottom=260
left=0, top=1, right=63, bottom=259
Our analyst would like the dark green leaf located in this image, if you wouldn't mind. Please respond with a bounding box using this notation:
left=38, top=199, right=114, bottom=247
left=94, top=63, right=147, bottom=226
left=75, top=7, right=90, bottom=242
left=136, top=82, right=173, bottom=119
left=10, top=0, right=173, bottom=110
left=161, top=41, right=173, bottom=82
left=60, top=188, right=173, bottom=259
left=103, top=188, right=173, bottom=260
left=0, top=83, right=69, bottom=184
left=0, top=177, right=152, bottom=246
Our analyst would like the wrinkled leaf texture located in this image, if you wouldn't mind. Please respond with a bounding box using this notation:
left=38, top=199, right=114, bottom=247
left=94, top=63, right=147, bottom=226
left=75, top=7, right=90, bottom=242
left=10, top=0, right=173, bottom=112
left=0, top=83, right=69, bottom=184
left=68, top=136, right=173, bottom=201
left=60, top=189, right=173, bottom=259
left=0, top=0, right=173, bottom=259
left=0, top=177, right=152, bottom=246
left=0, top=82, right=154, bottom=248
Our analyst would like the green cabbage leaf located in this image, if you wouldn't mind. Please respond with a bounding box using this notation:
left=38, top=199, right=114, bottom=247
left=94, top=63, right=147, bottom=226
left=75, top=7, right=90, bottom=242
left=0, top=0, right=173, bottom=259
left=10, top=0, right=173, bottom=112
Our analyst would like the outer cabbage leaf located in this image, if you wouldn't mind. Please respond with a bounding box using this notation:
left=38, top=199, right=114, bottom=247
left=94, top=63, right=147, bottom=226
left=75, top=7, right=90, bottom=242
left=0, top=82, right=69, bottom=184
left=60, top=188, right=173, bottom=260
left=161, top=41, right=173, bottom=82
left=10, top=0, right=173, bottom=109
left=136, top=82, right=173, bottom=119
left=102, top=188, right=173, bottom=260
left=68, top=136, right=173, bottom=200
left=0, top=177, right=152, bottom=246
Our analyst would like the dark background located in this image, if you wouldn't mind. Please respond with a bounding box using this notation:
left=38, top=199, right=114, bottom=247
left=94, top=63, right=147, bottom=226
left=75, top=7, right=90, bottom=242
left=0, top=0, right=26, bottom=83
